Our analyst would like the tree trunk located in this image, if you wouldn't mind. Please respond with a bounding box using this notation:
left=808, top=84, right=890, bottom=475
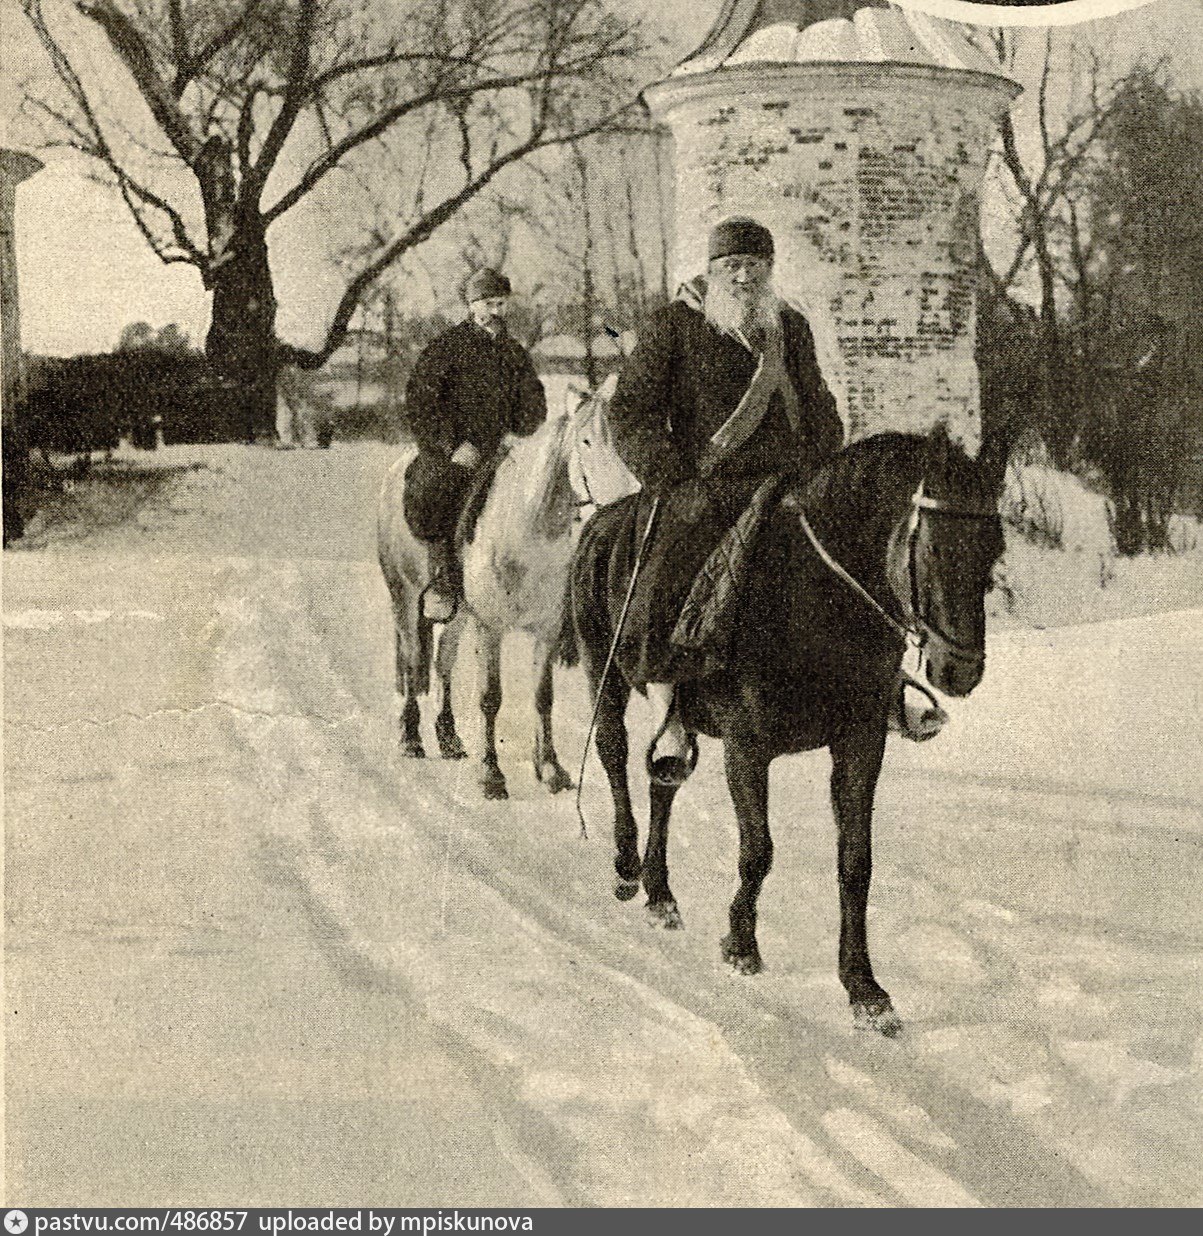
left=205, top=219, right=279, bottom=442
left=198, top=137, right=278, bottom=441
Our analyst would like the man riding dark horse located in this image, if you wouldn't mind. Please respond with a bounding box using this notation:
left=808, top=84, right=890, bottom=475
left=602, top=217, right=845, bottom=785
left=403, top=267, right=547, bottom=620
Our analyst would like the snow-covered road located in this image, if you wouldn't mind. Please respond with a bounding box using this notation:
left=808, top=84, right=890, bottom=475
left=5, top=444, right=1201, bottom=1206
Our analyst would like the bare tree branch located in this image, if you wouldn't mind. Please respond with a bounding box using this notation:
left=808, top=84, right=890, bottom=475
left=22, top=0, right=207, bottom=265
left=248, top=0, right=319, bottom=194
left=167, top=0, right=189, bottom=91
left=305, top=49, right=499, bottom=98
left=236, top=84, right=259, bottom=178
left=76, top=0, right=202, bottom=161
left=262, top=61, right=607, bottom=224
left=284, top=99, right=642, bottom=367
left=190, top=0, right=265, bottom=85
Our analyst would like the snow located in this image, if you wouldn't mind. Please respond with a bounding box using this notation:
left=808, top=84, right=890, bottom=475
left=996, top=460, right=1203, bottom=629
left=5, top=442, right=1202, bottom=1206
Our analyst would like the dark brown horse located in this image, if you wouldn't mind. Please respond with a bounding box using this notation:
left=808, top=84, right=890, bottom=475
left=569, top=426, right=1006, bottom=1036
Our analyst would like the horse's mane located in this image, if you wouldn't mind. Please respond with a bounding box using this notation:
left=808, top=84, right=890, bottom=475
left=801, top=432, right=926, bottom=522
left=470, top=411, right=576, bottom=547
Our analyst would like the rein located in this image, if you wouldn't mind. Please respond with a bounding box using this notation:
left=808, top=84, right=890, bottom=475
left=791, top=483, right=996, bottom=658
left=793, top=501, right=916, bottom=647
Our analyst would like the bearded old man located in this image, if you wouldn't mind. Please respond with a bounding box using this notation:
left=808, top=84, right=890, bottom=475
left=403, top=267, right=547, bottom=620
left=603, top=217, right=844, bottom=784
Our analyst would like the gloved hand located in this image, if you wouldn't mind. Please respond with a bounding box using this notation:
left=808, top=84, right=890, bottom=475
left=648, top=474, right=711, bottom=522
left=451, top=441, right=481, bottom=469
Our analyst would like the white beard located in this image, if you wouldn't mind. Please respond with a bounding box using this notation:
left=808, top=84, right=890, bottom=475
left=704, top=281, right=782, bottom=348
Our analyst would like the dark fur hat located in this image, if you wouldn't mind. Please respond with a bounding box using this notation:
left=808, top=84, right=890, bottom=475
left=464, top=268, right=512, bottom=302
left=708, top=217, right=774, bottom=262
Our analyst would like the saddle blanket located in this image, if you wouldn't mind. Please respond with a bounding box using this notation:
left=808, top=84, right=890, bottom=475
left=670, top=475, right=784, bottom=665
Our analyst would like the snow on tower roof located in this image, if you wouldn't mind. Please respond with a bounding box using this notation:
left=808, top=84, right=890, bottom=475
left=675, top=0, right=1003, bottom=76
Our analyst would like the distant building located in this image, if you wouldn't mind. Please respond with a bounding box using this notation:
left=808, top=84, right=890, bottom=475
left=531, top=332, right=630, bottom=379
left=2, top=148, right=42, bottom=422
left=3, top=147, right=43, bottom=544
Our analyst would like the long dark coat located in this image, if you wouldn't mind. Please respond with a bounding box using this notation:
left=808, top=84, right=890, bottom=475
left=600, top=291, right=843, bottom=687
left=403, top=320, right=547, bottom=540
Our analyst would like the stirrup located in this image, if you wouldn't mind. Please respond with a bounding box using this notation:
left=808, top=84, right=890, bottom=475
left=890, top=672, right=948, bottom=742
left=645, top=707, right=699, bottom=788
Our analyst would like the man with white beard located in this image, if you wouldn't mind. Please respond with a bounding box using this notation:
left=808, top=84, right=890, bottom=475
left=604, top=217, right=844, bottom=785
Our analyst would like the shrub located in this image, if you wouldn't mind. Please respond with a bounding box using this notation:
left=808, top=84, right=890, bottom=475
left=21, top=351, right=250, bottom=449
left=1002, top=454, right=1066, bottom=550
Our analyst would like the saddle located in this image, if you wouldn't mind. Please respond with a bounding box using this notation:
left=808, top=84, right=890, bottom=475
left=453, top=443, right=509, bottom=553
left=415, top=443, right=510, bottom=625
left=670, top=475, right=783, bottom=670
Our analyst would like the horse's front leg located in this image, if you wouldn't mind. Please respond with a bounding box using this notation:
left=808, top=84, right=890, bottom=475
left=721, top=739, right=772, bottom=973
left=434, top=610, right=468, bottom=760
left=643, top=778, right=685, bottom=929
left=531, top=641, right=573, bottom=794
left=475, top=623, right=508, bottom=800
left=830, top=720, right=901, bottom=1036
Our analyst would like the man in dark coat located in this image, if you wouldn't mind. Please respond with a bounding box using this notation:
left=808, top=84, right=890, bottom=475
left=404, top=267, right=547, bottom=619
left=606, top=217, right=844, bottom=784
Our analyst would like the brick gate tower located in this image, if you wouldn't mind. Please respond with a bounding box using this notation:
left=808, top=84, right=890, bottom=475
left=644, top=1, right=1019, bottom=450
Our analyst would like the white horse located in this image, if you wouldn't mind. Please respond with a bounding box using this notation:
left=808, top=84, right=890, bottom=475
left=377, top=406, right=590, bottom=799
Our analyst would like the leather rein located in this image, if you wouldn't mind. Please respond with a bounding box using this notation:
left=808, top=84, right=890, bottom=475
left=793, top=483, right=997, bottom=665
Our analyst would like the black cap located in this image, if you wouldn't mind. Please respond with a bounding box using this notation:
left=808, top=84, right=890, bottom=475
left=708, top=217, right=774, bottom=262
left=464, top=268, right=512, bottom=302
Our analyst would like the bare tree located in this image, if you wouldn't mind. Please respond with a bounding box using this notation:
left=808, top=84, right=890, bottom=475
left=525, top=124, right=669, bottom=386
left=21, top=0, right=649, bottom=433
left=974, top=27, right=1132, bottom=463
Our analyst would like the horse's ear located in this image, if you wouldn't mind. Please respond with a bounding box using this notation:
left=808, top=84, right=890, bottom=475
left=976, top=424, right=1012, bottom=496
left=925, top=420, right=953, bottom=466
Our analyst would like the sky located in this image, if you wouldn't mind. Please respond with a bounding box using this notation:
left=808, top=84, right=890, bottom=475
left=5, top=0, right=1202, bottom=356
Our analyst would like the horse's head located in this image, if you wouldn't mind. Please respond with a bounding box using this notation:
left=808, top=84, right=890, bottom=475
left=905, top=426, right=1006, bottom=697
left=566, top=375, right=640, bottom=511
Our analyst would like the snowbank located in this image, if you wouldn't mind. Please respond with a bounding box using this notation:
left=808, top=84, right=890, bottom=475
left=996, top=462, right=1203, bottom=629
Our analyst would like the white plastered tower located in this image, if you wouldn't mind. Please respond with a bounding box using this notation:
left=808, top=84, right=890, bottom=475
left=644, top=1, right=1019, bottom=451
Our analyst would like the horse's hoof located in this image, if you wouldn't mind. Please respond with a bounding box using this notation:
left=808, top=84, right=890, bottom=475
left=852, top=999, right=903, bottom=1038
left=436, top=718, right=467, bottom=759
left=481, top=774, right=509, bottom=801
left=721, top=935, right=762, bottom=974
left=536, top=763, right=574, bottom=794
left=400, top=739, right=426, bottom=759
left=647, top=900, right=684, bottom=930
left=614, top=877, right=641, bottom=902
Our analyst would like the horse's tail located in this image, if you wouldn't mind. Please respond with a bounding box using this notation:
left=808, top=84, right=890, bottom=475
left=556, top=571, right=580, bottom=668
left=414, top=611, right=433, bottom=695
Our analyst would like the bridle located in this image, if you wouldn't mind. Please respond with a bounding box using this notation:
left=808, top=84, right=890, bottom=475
left=792, top=482, right=997, bottom=668
left=904, top=484, right=998, bottom=672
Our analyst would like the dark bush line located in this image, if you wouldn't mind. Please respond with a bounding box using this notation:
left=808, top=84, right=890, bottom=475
left=21, top=350, right=254, bottom=452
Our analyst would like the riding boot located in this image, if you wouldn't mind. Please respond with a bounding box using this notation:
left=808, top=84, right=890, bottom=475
left=645, top=682, right=698, bottom=787
left=422, top=539, right=460, bottom=623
